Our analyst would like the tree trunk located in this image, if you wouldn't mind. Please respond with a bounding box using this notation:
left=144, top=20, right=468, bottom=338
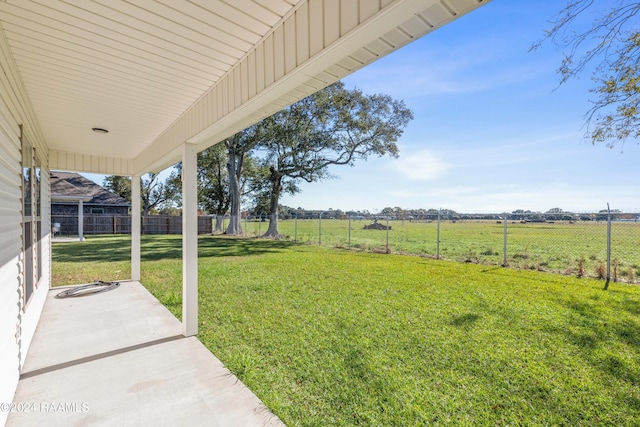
left=262, top=169, right=282, bottom=237
left=263, top=211, right=279, bottom=237
left=213, top=214, right=224, bottom=233
left=225, top=148, right=243, bottom=235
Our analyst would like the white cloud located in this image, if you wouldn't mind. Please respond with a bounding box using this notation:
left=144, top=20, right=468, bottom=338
left=391, top=149, right=449, bottom=181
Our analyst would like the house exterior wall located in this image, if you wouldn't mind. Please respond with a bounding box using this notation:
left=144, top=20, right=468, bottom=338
left=51, top=203, right=129, bottom=216
left=0, top=24, right=50, bottom=426
left=0, top=79, right=24, bottom=427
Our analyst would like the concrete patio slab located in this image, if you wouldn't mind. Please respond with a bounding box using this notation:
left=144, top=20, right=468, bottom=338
left=51, top=237, right=84, bottom=243
left=7, top=281, right=284, bottom=427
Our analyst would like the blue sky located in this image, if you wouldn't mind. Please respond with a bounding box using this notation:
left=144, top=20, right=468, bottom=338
left=279, top=0, right=640, bottom=213
left=83, top=0, right=639, bottom=214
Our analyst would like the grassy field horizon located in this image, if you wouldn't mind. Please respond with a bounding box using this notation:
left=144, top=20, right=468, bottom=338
left=235, top=218, right=640, bottom=281
left=52, top=235, right=640, bottom=426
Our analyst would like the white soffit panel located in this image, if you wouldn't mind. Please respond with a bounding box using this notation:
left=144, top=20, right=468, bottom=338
left=0, top=0, right=297, bottom=162
left=173, top=0, right=489, bottom=172
left=0, top=0, right=488, bottom=175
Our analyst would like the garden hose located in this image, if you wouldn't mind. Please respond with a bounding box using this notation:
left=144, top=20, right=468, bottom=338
left=55, top=280, right=120, bottom=299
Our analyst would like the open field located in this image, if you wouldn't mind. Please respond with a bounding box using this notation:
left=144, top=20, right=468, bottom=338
left=53, top=235, right=640, bottom=426
left=242, top=219, right=640, bottom=281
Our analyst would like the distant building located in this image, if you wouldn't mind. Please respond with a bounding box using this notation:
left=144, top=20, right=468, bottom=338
left=51, top=171, right=130, bottom=216
left=50, top=171, right=130, bottom=240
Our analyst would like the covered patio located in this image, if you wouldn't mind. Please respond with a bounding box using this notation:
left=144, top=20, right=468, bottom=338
left=0, top=1, right=489, bottom=425
left=7, top=280, right=284, bottom=426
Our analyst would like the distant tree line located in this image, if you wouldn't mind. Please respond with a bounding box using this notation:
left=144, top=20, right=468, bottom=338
left=259, top=206, right=638, bottom=222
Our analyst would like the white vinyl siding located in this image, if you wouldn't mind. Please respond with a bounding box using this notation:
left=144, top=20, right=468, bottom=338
left=0, top=20, right=50, bottom=426
left=0, top=94, right=23, bottom=427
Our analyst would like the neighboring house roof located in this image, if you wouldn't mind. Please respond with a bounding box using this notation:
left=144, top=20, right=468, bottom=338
left=50, top=172, right=130, bottom=206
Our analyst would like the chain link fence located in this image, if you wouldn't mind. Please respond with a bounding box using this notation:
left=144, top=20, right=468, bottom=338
left=54, top=209, right=638, bottom=283
left=240, top=209, right=640, bottom=283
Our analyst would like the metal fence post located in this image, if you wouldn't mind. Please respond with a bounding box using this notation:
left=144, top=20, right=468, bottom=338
left=294, top=215, right=298, bottom=242
left=386, top=216, right=390, bottom=253
left=319, top=213, right=322, bottom=245
left=348, top=215, right=351, bottom=250
left=436, top=208, right=441, bottom=259
left=503, top=213, right=508, bottom=267
left=604, top=203, right=611, bottom=290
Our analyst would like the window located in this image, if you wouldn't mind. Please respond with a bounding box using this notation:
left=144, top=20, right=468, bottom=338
left=21, top=134, right=42, bottom=309
left=22, top=137, right=34, bottom=306
left=91, top=208, right=104, bottom=214
left=35, top=154, right=42, bottom=285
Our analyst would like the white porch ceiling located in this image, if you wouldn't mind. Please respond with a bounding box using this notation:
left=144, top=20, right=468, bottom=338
left=0, top=0, right=488, bottom=175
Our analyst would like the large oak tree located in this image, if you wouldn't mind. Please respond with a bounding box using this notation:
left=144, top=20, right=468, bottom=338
left=223, top=127, right=262, bottom=235
left=255, top=81, right=413, bottom=237
left=197, top=144, right=229, bottom=232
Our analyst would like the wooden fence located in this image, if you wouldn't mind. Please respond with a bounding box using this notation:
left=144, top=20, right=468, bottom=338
left=51, top=215, right=213, bottom=236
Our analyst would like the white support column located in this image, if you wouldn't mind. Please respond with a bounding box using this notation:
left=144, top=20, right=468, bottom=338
left=182, top=143, right=198, bottom=337
left=78, top=200, right=84, bottom=242
left=131, top=174, right=141, bottom=281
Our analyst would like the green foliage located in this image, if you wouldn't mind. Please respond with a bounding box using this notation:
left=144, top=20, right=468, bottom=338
left=533, top=1, right=640, bottom=148
left=223, top=128, right=264, bottom=234
left=52, top=236, right=640, bottom=426
left=254, top=81, right=413, bottom=236
left=195, top=82, right=412, bottom=234
left=590, top=29, right=640, bottom=146
left=198, top=144, right=229, bottom=215
left=103, top=175, right=131, bottom=201
left=103, top=172, right=181, bottom=215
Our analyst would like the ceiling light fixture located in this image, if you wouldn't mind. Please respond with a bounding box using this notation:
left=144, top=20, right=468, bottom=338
left=92, top=127, right=109, bottom=134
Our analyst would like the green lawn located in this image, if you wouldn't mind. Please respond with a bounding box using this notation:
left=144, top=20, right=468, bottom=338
left=53, top=235, right=640, bottom=426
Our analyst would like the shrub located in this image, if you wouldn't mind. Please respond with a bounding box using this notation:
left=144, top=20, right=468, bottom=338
left=480, top=248, right=498, bottom=256
left=612, top=259, right=620, bottom=282
left=576, top=257, right=586, bottom=278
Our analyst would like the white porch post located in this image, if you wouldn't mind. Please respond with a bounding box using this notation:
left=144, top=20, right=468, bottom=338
left=131, top=174, right=141, bottom=281
left=182, top=142, right=198, bottom=337
left=78, top=199, right=84, bottom=242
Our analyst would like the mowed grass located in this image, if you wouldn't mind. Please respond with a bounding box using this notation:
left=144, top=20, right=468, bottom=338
left=53, top=235, right=640, bottom=426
